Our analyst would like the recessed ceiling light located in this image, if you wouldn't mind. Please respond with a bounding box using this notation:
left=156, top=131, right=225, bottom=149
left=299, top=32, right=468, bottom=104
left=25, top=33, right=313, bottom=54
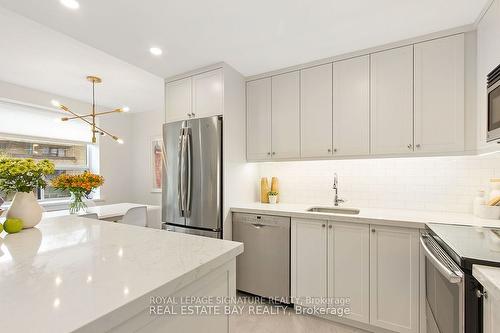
left=51, top=99, right=61, bottom=107
left=122, top=106, right=130, bottom=112
left=149, top=47, right=163, bottom=56
left=60, top=0, right=80, bottom=10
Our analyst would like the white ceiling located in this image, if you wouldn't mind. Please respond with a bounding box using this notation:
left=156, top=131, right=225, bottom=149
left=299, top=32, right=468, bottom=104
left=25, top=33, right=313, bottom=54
left=0, top=0, right=490, bottom=80
left=0, top=7, right=164, bottom=113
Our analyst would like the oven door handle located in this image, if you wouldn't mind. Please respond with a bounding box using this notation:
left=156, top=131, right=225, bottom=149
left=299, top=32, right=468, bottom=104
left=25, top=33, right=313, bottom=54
left=420, top=234, right=463, bottom=284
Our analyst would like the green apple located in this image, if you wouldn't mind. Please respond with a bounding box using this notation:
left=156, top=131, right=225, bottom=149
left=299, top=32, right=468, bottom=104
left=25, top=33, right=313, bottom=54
left=3, top=218, right=23, bottom=234
left=0, top=222, right=3, bottom=234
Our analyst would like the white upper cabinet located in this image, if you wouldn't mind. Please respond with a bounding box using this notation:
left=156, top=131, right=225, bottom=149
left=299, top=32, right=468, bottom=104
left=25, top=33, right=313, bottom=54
left=328, top=222, right=369, bottom=324
left=246, top=78, right=272, bottom=160
left=301, top=64, right=333, bottom=158
left=414, top=34, right=465, bottom=153
left=370, top=226, right=420, bottom=333
left=245, top=34, right=468, bottom=160
left=370, top=45, right=414, bottom=155
left=165, top=77, right=192, bottom=123
left=291, top=218, right=328, bottom=305
left=192, top=69, right=223, bottom=119
left=271, top=71, right=301, bottom=159
left=333, top=56, right=370, bottom=156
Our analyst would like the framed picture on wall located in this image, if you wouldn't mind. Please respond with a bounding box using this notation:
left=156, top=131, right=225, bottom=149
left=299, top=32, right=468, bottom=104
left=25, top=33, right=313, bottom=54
left=150, top=136, right=163, bottom=193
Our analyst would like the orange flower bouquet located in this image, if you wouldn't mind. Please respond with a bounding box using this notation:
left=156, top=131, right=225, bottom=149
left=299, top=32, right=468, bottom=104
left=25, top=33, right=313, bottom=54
left=52, top=171, right=104, bottom=214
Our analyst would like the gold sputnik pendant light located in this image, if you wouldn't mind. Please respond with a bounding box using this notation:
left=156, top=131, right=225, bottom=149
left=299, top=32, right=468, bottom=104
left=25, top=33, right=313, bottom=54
left=52, top=75, right=128, bottom=144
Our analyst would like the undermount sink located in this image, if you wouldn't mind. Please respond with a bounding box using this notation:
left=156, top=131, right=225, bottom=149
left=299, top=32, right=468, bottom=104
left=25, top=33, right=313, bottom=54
left=307, top=207, right=360, bottom=215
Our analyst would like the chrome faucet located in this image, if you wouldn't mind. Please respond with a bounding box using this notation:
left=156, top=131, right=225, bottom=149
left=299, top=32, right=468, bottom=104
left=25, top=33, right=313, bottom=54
left=333, top=173, right=344, bottom=206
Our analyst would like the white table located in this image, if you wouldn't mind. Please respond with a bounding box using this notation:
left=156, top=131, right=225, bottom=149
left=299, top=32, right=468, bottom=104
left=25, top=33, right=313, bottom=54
left=2, top=203, right=162, bottom=229
left=45, top=202, right=158, bottom=220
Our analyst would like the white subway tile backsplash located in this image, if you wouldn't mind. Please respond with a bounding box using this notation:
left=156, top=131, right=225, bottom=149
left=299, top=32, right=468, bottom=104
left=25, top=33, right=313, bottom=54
left=256, top=154, right=500, bottom=213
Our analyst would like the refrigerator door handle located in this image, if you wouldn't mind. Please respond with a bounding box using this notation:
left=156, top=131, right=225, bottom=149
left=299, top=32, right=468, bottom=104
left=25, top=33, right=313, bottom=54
left=177, top=129, right=186, bottom=217
left=185, top=129, right=193, bottom=217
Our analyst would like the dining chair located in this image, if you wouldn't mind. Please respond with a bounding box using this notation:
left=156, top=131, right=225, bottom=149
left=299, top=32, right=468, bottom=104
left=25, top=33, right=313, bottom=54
left=79, top=213, right=99, bottom=220
left=120, top=206, right=147, bottom=227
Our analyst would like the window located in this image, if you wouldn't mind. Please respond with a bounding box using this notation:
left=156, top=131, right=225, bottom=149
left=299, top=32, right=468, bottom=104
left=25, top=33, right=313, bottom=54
left=0, top=137, right=90, bottom=202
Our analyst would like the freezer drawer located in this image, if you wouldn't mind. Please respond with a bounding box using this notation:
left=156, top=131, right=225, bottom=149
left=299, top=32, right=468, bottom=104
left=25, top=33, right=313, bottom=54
left=232, top=213, right=290, bottom=301
left=163, top=224, right=221, bottom=239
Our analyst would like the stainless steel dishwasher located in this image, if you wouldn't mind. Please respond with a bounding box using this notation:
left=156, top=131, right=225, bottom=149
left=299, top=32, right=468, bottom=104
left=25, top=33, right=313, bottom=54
left=232, top=213, right=290, bottom=301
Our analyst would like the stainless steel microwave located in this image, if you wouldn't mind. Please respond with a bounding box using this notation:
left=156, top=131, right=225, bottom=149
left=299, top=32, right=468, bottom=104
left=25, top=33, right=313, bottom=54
left=487, top=64, right=500, bottom=142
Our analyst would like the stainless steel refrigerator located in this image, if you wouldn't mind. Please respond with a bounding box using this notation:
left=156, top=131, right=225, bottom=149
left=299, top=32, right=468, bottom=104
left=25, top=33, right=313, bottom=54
left=161, top=115, right=222, bottom=238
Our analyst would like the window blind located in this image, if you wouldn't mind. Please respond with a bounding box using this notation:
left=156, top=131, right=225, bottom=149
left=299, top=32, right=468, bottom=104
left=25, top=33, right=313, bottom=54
left=0, top=100, right=92, bottom=143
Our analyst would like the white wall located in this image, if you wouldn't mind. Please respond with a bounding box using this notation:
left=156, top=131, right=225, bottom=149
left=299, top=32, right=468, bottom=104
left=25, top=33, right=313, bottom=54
left=222, top=64, right=259, bottom=239
left=477, top=0, right=500, bottom=152
left=129, top=110, right=164, bottom=205
left=98, top=114, right=134, bottom=204
left=257, top=153, right=500, bottom=213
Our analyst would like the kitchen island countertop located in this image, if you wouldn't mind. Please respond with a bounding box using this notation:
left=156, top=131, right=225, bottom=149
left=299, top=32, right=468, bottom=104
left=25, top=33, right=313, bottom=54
left=0, top=215, right=242, bottom=333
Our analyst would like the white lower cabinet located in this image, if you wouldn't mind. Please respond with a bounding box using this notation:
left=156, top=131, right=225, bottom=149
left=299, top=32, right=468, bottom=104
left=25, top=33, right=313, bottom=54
left=370, top=225, right=420, bottom=333
left=291, top=218, right=328, bottom=305
left=482, top=288, right=500, bottom=333
left=291, top=218, right=420, bottom=333
left=327, top=222, right=370, bottom=324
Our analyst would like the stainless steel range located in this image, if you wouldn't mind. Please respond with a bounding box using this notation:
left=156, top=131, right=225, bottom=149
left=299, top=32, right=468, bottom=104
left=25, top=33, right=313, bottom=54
left=423, top=224, right=500, bottom=333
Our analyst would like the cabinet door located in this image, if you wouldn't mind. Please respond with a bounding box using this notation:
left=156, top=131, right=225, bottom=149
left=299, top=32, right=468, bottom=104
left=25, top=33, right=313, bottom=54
left=371, top=46, right=414, bottom=154
left=328, top=221, right=369, bottom=324
left=333, top=56, right=370, bottom=156
left=246, top=78, right=272, bottom=161
left=483, top=286, right=500, bottom=333
left=192, top=69, right=223, bottom=119
left=272, top=71, right=300, bottom=159
left=414, top=34, right=465, bottom=153
left=301, top=64, right=333, bottom=158
left=370, top=226, right=420, bottom=333
left=165, top=77, right=192, bottom=123
left=291, top=218, right=327, bottom=305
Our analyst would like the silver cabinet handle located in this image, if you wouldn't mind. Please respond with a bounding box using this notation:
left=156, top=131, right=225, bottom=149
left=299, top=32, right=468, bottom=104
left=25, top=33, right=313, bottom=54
left=416, top=144, right=421, bottom=149
left=191, top=113, right=195, bottom=117
left=333, top=148, right=337, bottom=153
left=371, top=228, right=375, bottom=233
left=327, top=149, right=331, bottom=153
left=407, top=144, right=413, bottom=150
left=476, top=289, right=488, bottom=299
left=252, top=223, right=264, bottom=229
left=272, top=152, right=276, bottom=155
left=322, top=224, right=326, bottom=228
left=328, top=225, right=332, bottom=229
left=267, top=152, right=271, bottom=156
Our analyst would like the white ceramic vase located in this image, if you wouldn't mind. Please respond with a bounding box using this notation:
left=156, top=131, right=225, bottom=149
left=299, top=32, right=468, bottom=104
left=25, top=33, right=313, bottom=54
left=6, top=192, right=43, bottom=228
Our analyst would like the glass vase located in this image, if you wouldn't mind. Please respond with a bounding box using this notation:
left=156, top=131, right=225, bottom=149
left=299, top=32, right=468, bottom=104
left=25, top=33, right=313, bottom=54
left=69, top=191, right=87, bottom=214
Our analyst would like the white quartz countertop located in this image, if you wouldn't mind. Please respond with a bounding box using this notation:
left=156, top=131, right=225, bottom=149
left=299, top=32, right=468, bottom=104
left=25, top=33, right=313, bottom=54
left=0, top=215, right=243, bottom=333
left=231, top=203, right=500, bottom=229
left=473, top=265, right=500, bottom=300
